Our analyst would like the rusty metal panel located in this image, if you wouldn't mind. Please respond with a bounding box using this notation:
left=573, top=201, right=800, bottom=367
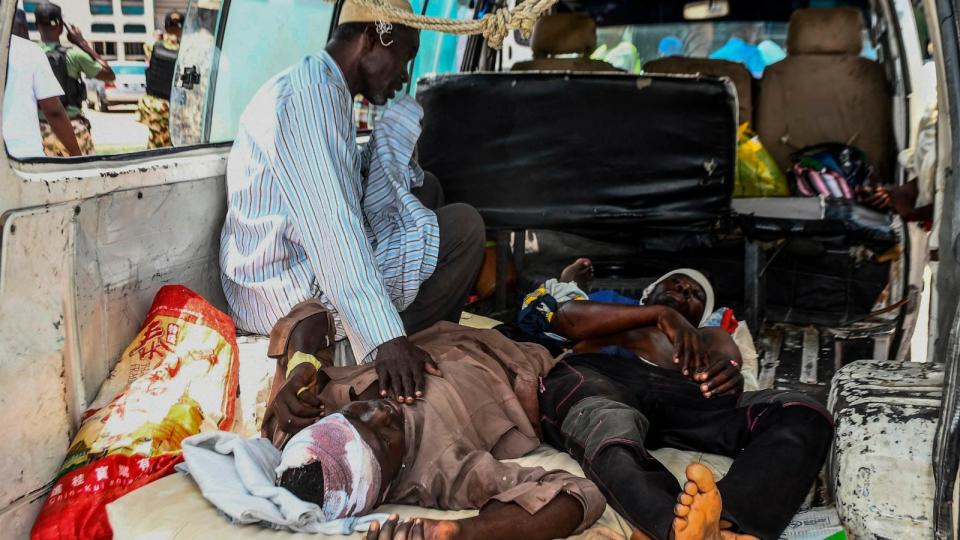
left=829, top=360, right=943, bottom=539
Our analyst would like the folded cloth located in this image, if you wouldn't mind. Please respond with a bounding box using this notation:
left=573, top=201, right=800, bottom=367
left=179, top=432, right=386, bottom=534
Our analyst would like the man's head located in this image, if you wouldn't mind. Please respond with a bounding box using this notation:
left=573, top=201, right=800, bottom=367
left=164, top=11, right=184, bottom=40
left=278, top=400, right=405, bottom=518
left=12, top=9, right=28, bottom=40
left=34, top=2, right=64, bottom=41
left=641, top=269, right=715, bottom=326
left=327, top=0, right=420, bottom=105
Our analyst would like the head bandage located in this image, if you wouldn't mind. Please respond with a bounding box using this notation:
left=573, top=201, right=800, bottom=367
left=277, top=414, right=382, bottom=520
left=639, top=268, right=715, bottom=327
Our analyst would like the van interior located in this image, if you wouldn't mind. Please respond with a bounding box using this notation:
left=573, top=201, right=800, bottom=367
left=0, top=0, right=955, bottom=538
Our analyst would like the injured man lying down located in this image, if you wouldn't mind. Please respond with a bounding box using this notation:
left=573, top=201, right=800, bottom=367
left=267, top=323, right=607, bottom=540
left=516, top=264, right=834, bottom=539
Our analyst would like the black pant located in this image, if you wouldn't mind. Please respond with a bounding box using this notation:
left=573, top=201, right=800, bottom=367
left=539, top=354, right=834, bottom=540
left=402, top=172, right=485, bottom=333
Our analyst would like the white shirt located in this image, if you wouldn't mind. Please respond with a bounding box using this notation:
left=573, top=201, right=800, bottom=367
left=220, top=51, right=439, bottom=364
left=3, top=36, right=64, bottom=159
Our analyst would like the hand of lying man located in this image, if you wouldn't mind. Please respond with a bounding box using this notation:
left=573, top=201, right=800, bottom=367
left=375, top=336, right=442, bottom=404
left=656, top=308, right=710, bottom=376
left=366, top=515, right=459, bottom=540
left=694, top=358, right=744, bottom=399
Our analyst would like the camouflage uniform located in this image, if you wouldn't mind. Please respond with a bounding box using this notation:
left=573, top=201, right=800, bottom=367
left=40, top=117, right=94, bottom=156
left=136, top=34, right=179, bottom=149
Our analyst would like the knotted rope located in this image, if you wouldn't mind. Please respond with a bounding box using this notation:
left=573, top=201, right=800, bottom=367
left=331, top=0, right=557, bottom=49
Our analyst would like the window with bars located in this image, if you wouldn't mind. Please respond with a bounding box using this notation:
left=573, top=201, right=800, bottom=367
left=89, top=0, right=113, bottom=15
left=92, top=41, right=118, bottom=59
left=124, top=42, right=146, bottom=59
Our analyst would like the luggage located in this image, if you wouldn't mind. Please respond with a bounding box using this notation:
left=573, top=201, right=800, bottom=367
left=789, top=143, right=873, bottom=199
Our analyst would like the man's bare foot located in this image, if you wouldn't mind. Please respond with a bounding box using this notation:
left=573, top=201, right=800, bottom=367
left=672, top=464, right=723, bottom=540
left=560, top=257, right=594, bottom=290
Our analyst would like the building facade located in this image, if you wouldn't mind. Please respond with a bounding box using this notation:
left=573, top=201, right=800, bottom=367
left=22, top=0, right=188, bottom=62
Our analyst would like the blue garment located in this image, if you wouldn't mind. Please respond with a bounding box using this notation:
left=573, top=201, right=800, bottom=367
left=709, top=37, right=767, bottom=77
left=587, top=289, right=641, bottom=305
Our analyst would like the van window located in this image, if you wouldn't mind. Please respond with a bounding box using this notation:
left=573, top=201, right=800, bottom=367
left=596, top=20, right=877, bottom=76
left=409, top=0, right=473, bottom=89
left=203, top=0, right=335, bottom=144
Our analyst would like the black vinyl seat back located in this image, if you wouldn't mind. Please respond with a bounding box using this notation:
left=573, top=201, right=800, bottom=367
left=417, top=72, right=738, bottom=235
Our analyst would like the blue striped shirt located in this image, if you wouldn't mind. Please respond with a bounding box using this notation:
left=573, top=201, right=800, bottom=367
left=219, top=51, right=439, bottom=363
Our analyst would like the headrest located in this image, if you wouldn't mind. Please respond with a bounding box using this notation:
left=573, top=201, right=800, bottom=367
left=787, top=8, right=864, bottom=55
left=531, top=13, right=597, bottom=57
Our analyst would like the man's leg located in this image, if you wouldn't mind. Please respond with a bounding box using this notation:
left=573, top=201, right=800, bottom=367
left=540, top=358, right=684, bottom=540
left=649, top=393, right=834, bottom=540
left=400, top=202, right=485, bottom=333
left=714, top=403, right=833, bottom=539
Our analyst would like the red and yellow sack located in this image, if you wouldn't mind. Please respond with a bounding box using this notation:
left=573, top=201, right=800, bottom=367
left=32, top=285, right=239, bottom=540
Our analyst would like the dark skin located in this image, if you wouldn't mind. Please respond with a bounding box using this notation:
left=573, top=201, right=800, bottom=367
left=325, top=23, right=442, bottom=405
left=38, top=20, right=115, bottom=82
left=552, top=274, right=744, bottom=398
left=309, top=396, right=585, bottom=540
left=861, top=179, right=934, bottom=223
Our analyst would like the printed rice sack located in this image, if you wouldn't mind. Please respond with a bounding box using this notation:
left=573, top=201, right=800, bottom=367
left=31, top=285, right=239, bottom=540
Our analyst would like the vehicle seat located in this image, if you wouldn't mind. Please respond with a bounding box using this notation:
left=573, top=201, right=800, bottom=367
left=644, top=56, right=753, bottom=125
left=755, top=8, right=894, bottom=181
left=511, top=13, right=620, bottom=72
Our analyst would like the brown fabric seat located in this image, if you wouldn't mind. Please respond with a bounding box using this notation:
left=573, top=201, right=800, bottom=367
left=512, top=13, right=620, bottom=72
left=755, top=8, right=894, bottom=181
left=644, top=56, right=753, bottom=124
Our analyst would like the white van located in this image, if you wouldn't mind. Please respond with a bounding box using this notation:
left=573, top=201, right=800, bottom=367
left=0, top=0, right=955, bottom=538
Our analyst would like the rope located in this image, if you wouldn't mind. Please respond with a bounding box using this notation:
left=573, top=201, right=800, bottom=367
left=330, top=0, right=558, bottom=49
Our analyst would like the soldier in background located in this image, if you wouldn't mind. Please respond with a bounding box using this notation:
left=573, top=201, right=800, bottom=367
left=136, top=12, right=183, bottom=149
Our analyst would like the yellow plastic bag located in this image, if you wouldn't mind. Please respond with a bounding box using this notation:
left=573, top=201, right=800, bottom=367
left=735, top=123, right=790, bottom=197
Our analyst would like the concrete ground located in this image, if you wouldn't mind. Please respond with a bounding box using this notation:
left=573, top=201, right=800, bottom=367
left=85, top=104, right=150, bottom=155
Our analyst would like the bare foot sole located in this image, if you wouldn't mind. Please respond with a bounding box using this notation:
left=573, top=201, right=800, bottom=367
left=672, top=464, right=723, bottom=540
left=560, top=257, right=594, bottom=290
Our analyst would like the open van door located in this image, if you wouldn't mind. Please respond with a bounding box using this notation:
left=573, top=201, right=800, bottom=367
left=0, top=1, right=335, bottom=536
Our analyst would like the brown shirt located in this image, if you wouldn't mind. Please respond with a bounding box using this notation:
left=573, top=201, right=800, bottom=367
left=317, top=322, right=605, bottom=533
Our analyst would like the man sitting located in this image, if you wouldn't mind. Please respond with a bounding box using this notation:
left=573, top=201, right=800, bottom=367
left=271, top=323, right=606, bottom=540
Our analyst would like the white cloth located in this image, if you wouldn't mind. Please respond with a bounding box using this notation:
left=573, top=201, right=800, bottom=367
left=219, top=50, right=438, bottom=364
left=179, top=431, right=386, bottom=534
left=3, top=36, right=64, bottom=159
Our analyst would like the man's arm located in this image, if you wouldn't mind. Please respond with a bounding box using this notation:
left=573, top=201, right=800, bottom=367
left=271, top=87, right=433, bottom=401
left=554, top=301, right=709, bottom=373
left=37, top=97, right=81, bottom=156
left=65, top=23, right=115, bottom=81
left=366, top=494, right=584, bottom=540
left=368, top=453, right=603, bottom=540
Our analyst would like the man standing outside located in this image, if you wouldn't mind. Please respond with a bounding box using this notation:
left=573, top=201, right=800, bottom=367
left=34, top=2, right=115, bottom=157
left=219, top=0, right=485, bottom=432
left=137, top=11, right=183, bottom=149
left=4, top=9, right=81, bottom=158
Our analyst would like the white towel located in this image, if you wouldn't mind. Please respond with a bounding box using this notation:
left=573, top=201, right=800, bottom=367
left=178, top=431, right=386, bottom=534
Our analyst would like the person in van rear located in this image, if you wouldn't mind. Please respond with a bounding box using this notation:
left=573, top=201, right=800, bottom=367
left=4, top=9, right=81, bottom=158
left=514, top=263, right=834, bottom=540
left=136, top=11, right=183, bottom=149
left=219, top=0, right=485, bottom=434
left=33, top=2, right=115, bottom=156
